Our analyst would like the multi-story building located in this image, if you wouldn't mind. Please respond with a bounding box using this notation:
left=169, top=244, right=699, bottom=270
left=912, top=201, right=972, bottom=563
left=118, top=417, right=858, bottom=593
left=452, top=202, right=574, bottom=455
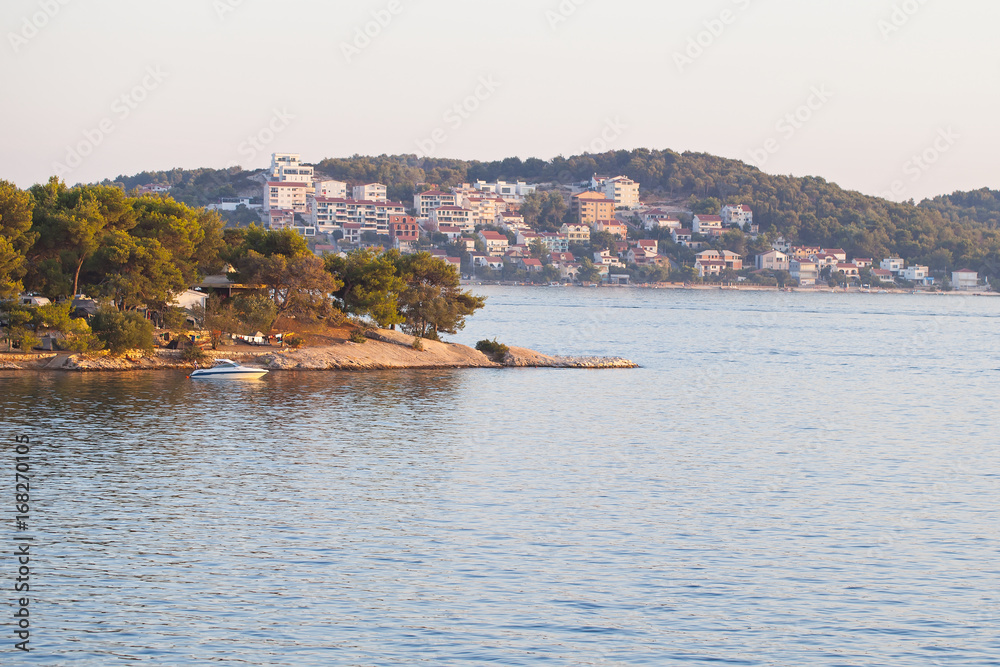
left=790, top=259, right=818, bottom=286
left=310, top=198, right=406, bottom=234
left=389, top=215, right=420, bottom=252
left=952, top=269, right=979, bottom=290
left=430, top=206, right=473, bottom=233
left=414, top=190, right=459, bottom=217
left=880, top=258, right=905, bottom=274
left=594, top=219, right=628, bottom=239
left=571, top=191, right=616, bottom=225
left=353, top=183, right=388, bottom=203
left=266, top=181, right=308, bottom=213
left=539, top=233, right=570, bottom=254
left=269, top=153, right=314, bottom=184
left=671, top=228, right=694, bottom=246
left=474, top=180, right=536, bottom=203
left=692, top=214, right=723, bottom=236
left=696, top=249, right=743, bottom=271
left=871, top=269, right=895, bottom=284
left=756, top=250, right=790, bottom=271
left=314, top=180, right=347, bottom=198
left=721, top=204, right=753, bottom=228
left=267, top=209, right=296, bottom=230
left=478, top=230, right=510, bottom=256
left=560, top=223, right=591, bottom=243
left=641, top=209, right=681, bottom=230
left=463, top=195, right=508, bottom=226
left=902, top=265, right=929, bottom=282
left=837, top=263, right=861, bottom=279
left=592, top=175, right=640, bottom=209
left=496, top=211, right=528, bottom=233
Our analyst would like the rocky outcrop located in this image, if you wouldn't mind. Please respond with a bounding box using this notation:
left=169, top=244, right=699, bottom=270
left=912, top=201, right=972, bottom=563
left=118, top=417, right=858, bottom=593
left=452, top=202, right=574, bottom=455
left=2, top=331, right=637, bottom=372
left=503, top=346, right=639, bottom=369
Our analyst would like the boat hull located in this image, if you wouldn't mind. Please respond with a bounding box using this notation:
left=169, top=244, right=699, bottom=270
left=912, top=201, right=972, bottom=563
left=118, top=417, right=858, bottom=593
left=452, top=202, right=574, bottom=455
left=190, top=369, right=269, bottom=380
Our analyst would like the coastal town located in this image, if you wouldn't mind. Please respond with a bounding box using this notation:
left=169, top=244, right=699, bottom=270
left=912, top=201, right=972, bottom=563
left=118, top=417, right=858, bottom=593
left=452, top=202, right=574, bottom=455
left=148, top=152, right=989, bottom=293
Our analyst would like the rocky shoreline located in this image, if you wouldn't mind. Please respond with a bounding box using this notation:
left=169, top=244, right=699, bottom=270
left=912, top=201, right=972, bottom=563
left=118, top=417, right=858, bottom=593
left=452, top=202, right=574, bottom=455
left=0, top=329, right=638, bottom=372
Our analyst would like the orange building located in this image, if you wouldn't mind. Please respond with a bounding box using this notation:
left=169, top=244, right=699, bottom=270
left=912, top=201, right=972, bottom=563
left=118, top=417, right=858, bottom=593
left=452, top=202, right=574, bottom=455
left=571, top=191, right=616, bottom=225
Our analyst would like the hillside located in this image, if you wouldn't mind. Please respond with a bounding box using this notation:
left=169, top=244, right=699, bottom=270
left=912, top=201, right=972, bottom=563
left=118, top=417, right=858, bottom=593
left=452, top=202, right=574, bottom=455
left=99, top=150, right=1000, bottom=277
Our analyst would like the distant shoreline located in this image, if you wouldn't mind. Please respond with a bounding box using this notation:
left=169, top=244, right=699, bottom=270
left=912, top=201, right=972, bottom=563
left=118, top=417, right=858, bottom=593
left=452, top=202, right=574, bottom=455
left=462, top=281, right=999, bottom=296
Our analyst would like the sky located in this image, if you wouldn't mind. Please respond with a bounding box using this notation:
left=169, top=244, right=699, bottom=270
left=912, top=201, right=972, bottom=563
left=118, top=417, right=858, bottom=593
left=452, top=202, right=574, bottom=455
left=2, top=0, right=998, bottom=202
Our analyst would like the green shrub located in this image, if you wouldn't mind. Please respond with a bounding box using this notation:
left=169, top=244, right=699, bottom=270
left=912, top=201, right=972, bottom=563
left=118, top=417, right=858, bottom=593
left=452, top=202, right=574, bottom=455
left=476, top=338, right=509, bottom=363
left=91, top=309, right=155, bottom=356
left=284, top=333, right=305, bottom=349
left=349, top=330, right=368, bottom=344
left=181, top=345, right=208, bottom=362
left=411, top=336, right=424, bottom=351
left=61, top=333, right=104, bottom=354
left=10, top=328, right=40, bottom=353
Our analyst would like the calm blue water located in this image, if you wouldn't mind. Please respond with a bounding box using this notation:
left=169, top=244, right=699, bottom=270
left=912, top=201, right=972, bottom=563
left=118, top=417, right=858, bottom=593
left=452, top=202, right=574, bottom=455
left=2, top=287, right=999, bottom=665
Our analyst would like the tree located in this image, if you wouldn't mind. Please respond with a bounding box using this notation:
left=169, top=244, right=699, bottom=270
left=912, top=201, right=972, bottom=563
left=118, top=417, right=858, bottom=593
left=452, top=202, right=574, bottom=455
left=222, top=225, right=309, bottom=263
left=91, top=231, right=186, bottom=312
left=90, top=308, right=155, bottom=355
left=394, top=252, right=485, bottom=338
left=236, top=251, right=340, bottom=316
left=325, top=248, right=405, bottom=328
left=230, top=293, right=278, bottom=335
left=0, top=181, right=35, bottom=299
left=577, top=258, right=603, bottom=284
left=130, top=197, right=225, bottom=282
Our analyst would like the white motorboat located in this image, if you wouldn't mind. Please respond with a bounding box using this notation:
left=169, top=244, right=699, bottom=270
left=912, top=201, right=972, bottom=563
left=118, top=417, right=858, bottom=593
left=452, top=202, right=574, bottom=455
left=189, top=359, right=269, bottom=380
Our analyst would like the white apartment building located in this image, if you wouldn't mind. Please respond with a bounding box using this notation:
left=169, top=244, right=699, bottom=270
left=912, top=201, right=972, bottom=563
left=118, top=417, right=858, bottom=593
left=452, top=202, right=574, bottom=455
left=952, top=269, right=979, bottom=290
left=463, top=195, right=508, bottom=226
left=478, top=230, right=509, bottom=257
left=790, top=259, right=818, bottom=286
left=474, top=180, right=536, bottom=203
left=594, top=175, right=640, bottom=209
left=721, top=204, right=753, bottom=228
left=560, top=223, right=591, bottom=243
left=310, top=198, right=406, bottom=234
left=902, top=265, right=929, bottom=281
left=314, top=180, right=347, bottom=198
left=756, top=250, right=790, bottom=272
left=353, top=183, right=388, bottom=202
left=692, top=214, right=723, bottom=235
left=430, top=206, right=473, bottom=233
left=496, top=211, right=528, bottom=232
left=880, top=258, right=905, bottom=274
left=269, top=153, right=314, bottom=184
left=266, top=182, right=308, bottom=213
left=414, top=190, right=458, bottom=217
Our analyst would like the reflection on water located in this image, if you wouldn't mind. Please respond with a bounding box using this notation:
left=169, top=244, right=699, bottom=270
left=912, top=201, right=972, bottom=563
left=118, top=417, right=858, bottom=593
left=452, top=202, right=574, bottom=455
left=2, top=289, right=999, bottom=665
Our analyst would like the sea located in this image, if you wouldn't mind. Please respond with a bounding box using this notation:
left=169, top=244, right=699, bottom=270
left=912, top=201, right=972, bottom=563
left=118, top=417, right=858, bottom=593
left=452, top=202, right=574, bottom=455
left=2, top=286, right=998, bottom=666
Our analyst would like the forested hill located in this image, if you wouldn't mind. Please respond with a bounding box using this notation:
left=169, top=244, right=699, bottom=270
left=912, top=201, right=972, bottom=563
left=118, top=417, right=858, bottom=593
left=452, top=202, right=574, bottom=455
left=102, top=150, right=1000, bottom=274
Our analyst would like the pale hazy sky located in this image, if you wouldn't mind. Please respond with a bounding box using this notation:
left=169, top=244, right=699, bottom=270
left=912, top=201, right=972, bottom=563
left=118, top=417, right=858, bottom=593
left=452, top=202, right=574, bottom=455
left=3, top=0, right=998, bottom=201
